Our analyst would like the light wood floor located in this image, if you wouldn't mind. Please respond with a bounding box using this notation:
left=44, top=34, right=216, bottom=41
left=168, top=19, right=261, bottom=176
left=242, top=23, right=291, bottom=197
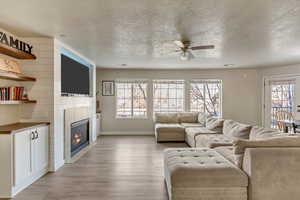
left=13, top=136, right=187, bottom=200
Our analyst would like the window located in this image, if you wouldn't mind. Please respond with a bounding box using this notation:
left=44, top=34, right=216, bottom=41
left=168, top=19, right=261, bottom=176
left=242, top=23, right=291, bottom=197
left=116, top=80, right=147, bottom=118
left=190, top=80, right=222, bottom=117
left=153, top=80, right=184, bottom=113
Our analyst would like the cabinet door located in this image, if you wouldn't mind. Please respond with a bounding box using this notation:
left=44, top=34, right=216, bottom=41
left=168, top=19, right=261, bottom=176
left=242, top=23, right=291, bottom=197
left=34, top=126, right=49, bottom=172
left=295, top=77, right=300, bottom=120
left=14, top=130, right=33, bottom=186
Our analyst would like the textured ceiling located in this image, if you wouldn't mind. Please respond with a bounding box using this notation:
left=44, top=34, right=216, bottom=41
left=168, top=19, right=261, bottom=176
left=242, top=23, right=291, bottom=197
left=1, top=0, right=300, bottom=69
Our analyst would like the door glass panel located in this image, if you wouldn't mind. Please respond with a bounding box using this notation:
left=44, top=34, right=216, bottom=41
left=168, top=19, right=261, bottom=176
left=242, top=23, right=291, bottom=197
left=270, top=80, right=295, bottom=130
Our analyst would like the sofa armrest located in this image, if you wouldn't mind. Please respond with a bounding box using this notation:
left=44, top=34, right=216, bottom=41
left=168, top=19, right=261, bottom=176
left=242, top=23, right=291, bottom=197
left=233, top=136, right=300, bottom=154
left=242, top=148, right=300, bottom=200
left=209, top=142, right=233, bottom=148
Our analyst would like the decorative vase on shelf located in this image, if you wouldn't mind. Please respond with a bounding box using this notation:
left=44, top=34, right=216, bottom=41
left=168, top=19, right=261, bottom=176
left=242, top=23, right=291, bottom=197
left=22, top=88, right=29, bottom=100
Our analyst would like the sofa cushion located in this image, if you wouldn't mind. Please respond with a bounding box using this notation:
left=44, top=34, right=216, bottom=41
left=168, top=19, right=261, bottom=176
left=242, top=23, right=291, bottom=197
left=185, top=127, right=220, bottom=147
left=206, top=117, right=224, bottom=132
left=223, top=120, right=251, bottom=139
left=215, top=146, right=243, bottom=168
left=186, top=127, right=220, bottom=136
left=195, top=134, right=233, bottom=148
left=178, top=112, right=199, bottom=123
left=155, top=123, right=184, bottom=132
left=154, top=113, right=179, bottom=123
left=233, top=135, right=300, bottom=154
left=249, top=126, right=282, bottom=140
left=155, top=123, right=185, bottom=142
left=181, top=123, right=203, bottom=128
left=215, top=146, right=236, bottom=165
left=198, top=113, right=207, bottom=126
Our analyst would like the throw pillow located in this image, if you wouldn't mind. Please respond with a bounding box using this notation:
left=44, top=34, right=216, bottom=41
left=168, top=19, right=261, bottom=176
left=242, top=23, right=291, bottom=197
left=206, top=117, right=224, bottom=132
left=249, top=126, right=282, bottom=140
left=198, top=113, right=207, bottom=126
left=155, top=113, right=179, bottom=123
left=223, top=120, right=251, bottom=139
left=178, top=112, right=199, bottom=123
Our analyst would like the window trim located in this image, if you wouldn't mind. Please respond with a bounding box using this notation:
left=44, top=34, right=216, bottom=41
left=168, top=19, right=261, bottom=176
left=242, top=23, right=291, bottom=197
left=189, top=79, right=223, bottom=117
left=115, top=79, right=148, bottom=119
left=152, top=79, right=185, bottom=114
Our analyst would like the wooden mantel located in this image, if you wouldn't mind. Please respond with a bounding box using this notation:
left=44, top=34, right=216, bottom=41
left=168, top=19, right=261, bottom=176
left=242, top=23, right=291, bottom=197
left=0, top=43, right=36, bottom=60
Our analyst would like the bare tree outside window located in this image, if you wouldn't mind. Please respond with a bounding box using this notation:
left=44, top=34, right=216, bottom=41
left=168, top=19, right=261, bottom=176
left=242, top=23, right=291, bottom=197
left=190, top=81, right=222, bottom=117
left=153, top=80, right=185, bottom=113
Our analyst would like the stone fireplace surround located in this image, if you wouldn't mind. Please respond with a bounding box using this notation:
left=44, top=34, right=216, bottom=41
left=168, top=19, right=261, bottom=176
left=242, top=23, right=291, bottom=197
left=64, top=106, right=91, bottom=163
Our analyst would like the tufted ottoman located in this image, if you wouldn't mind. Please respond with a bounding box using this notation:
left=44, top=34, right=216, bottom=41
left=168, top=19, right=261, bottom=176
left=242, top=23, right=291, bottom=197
left=164, top=148, right=248, bottom=200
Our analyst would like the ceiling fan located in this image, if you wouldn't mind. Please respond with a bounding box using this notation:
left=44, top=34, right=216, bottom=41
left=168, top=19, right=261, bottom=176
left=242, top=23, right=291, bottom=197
left=173, top=40, right=214, bottom=61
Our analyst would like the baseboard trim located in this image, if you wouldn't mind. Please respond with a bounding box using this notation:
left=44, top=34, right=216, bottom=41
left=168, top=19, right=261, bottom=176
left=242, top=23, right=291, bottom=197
left=101, top=131, right=154, bottom=136
left=51, top=159, right=65, bottom=172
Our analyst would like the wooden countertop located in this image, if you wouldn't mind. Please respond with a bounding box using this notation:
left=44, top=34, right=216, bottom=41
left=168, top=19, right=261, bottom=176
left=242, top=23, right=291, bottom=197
left=0, top=122, right=50, bottom=134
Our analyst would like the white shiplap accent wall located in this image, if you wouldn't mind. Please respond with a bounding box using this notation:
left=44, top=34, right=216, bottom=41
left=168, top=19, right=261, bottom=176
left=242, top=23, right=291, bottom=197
left=0, top=31, right=23, bottom=125
left=19, top=38, right=56, bottom=170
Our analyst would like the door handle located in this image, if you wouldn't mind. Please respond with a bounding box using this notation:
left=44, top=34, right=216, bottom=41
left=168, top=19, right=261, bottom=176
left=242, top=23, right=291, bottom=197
left=31, top=131, right=35, bottom=140
left=35, top=130, right=39, bottom=139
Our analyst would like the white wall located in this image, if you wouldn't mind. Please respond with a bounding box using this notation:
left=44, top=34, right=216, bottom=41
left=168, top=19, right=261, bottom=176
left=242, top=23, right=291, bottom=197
left=18, top=37, right=56, bottom=169
left=97, top=68, right=260, bottom=134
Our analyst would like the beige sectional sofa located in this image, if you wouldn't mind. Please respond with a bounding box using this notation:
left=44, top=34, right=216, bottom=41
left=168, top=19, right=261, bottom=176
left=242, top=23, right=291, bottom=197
left=154, top=112, right=252, bottom=148
left=154, top=112, right=205, bottom=142
left=162, top=114, right=300, bottom=200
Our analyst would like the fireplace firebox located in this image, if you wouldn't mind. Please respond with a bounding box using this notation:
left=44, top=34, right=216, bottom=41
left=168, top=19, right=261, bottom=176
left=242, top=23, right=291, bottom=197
left=71, top=118, right=89, bottom=157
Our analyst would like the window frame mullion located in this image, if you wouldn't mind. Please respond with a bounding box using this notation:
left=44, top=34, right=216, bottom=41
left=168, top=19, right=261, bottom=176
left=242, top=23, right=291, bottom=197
left=131, top=84, right=134, bottom=117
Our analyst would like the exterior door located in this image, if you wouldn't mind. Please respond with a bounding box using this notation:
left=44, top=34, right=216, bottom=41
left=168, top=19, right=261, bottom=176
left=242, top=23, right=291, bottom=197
left=295, top=77, right=300, bottom=120
left=264, top=77, right=296, bottom=129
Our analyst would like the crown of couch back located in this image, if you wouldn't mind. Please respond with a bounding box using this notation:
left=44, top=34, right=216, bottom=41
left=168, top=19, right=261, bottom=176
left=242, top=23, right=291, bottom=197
left=154, top=112, right=201, bottom=123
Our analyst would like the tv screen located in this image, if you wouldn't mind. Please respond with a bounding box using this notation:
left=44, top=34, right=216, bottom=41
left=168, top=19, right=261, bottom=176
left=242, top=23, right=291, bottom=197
left=61, top=54, right=90, bottom=96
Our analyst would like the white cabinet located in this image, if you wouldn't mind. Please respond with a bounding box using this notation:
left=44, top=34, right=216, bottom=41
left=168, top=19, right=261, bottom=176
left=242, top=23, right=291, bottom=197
left=14, top=125, right=49, bottom=195
left=295, top=77, right=300, bottom=120
left=96, top=113, right=101, bottom=137
left=14, top=130, right=32, bottom=186
left=32, top=126, right=49, bottom=173
left=0, top=124, right=49, bottom=198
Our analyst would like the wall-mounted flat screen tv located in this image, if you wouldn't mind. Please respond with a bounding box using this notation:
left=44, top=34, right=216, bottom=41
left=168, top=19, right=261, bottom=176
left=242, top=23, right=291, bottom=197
left=61, top=54, right=91, bottom=96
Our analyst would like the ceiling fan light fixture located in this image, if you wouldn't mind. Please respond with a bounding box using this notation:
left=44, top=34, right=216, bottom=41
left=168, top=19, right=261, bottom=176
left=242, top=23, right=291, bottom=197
left=180, top=51, right=189, bottom=61
left=224, top=64, right=235, bottom=67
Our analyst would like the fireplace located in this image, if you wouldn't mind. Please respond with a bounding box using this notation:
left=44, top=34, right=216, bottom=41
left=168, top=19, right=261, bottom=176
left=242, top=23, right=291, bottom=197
left=71, top=118, right=89, bottom=157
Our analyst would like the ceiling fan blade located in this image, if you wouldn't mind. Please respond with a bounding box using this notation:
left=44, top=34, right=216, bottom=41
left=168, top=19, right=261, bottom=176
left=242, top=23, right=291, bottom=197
left=190, top=45, right=215, bottom=50
left=174, top=40, right=185, bottom=48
